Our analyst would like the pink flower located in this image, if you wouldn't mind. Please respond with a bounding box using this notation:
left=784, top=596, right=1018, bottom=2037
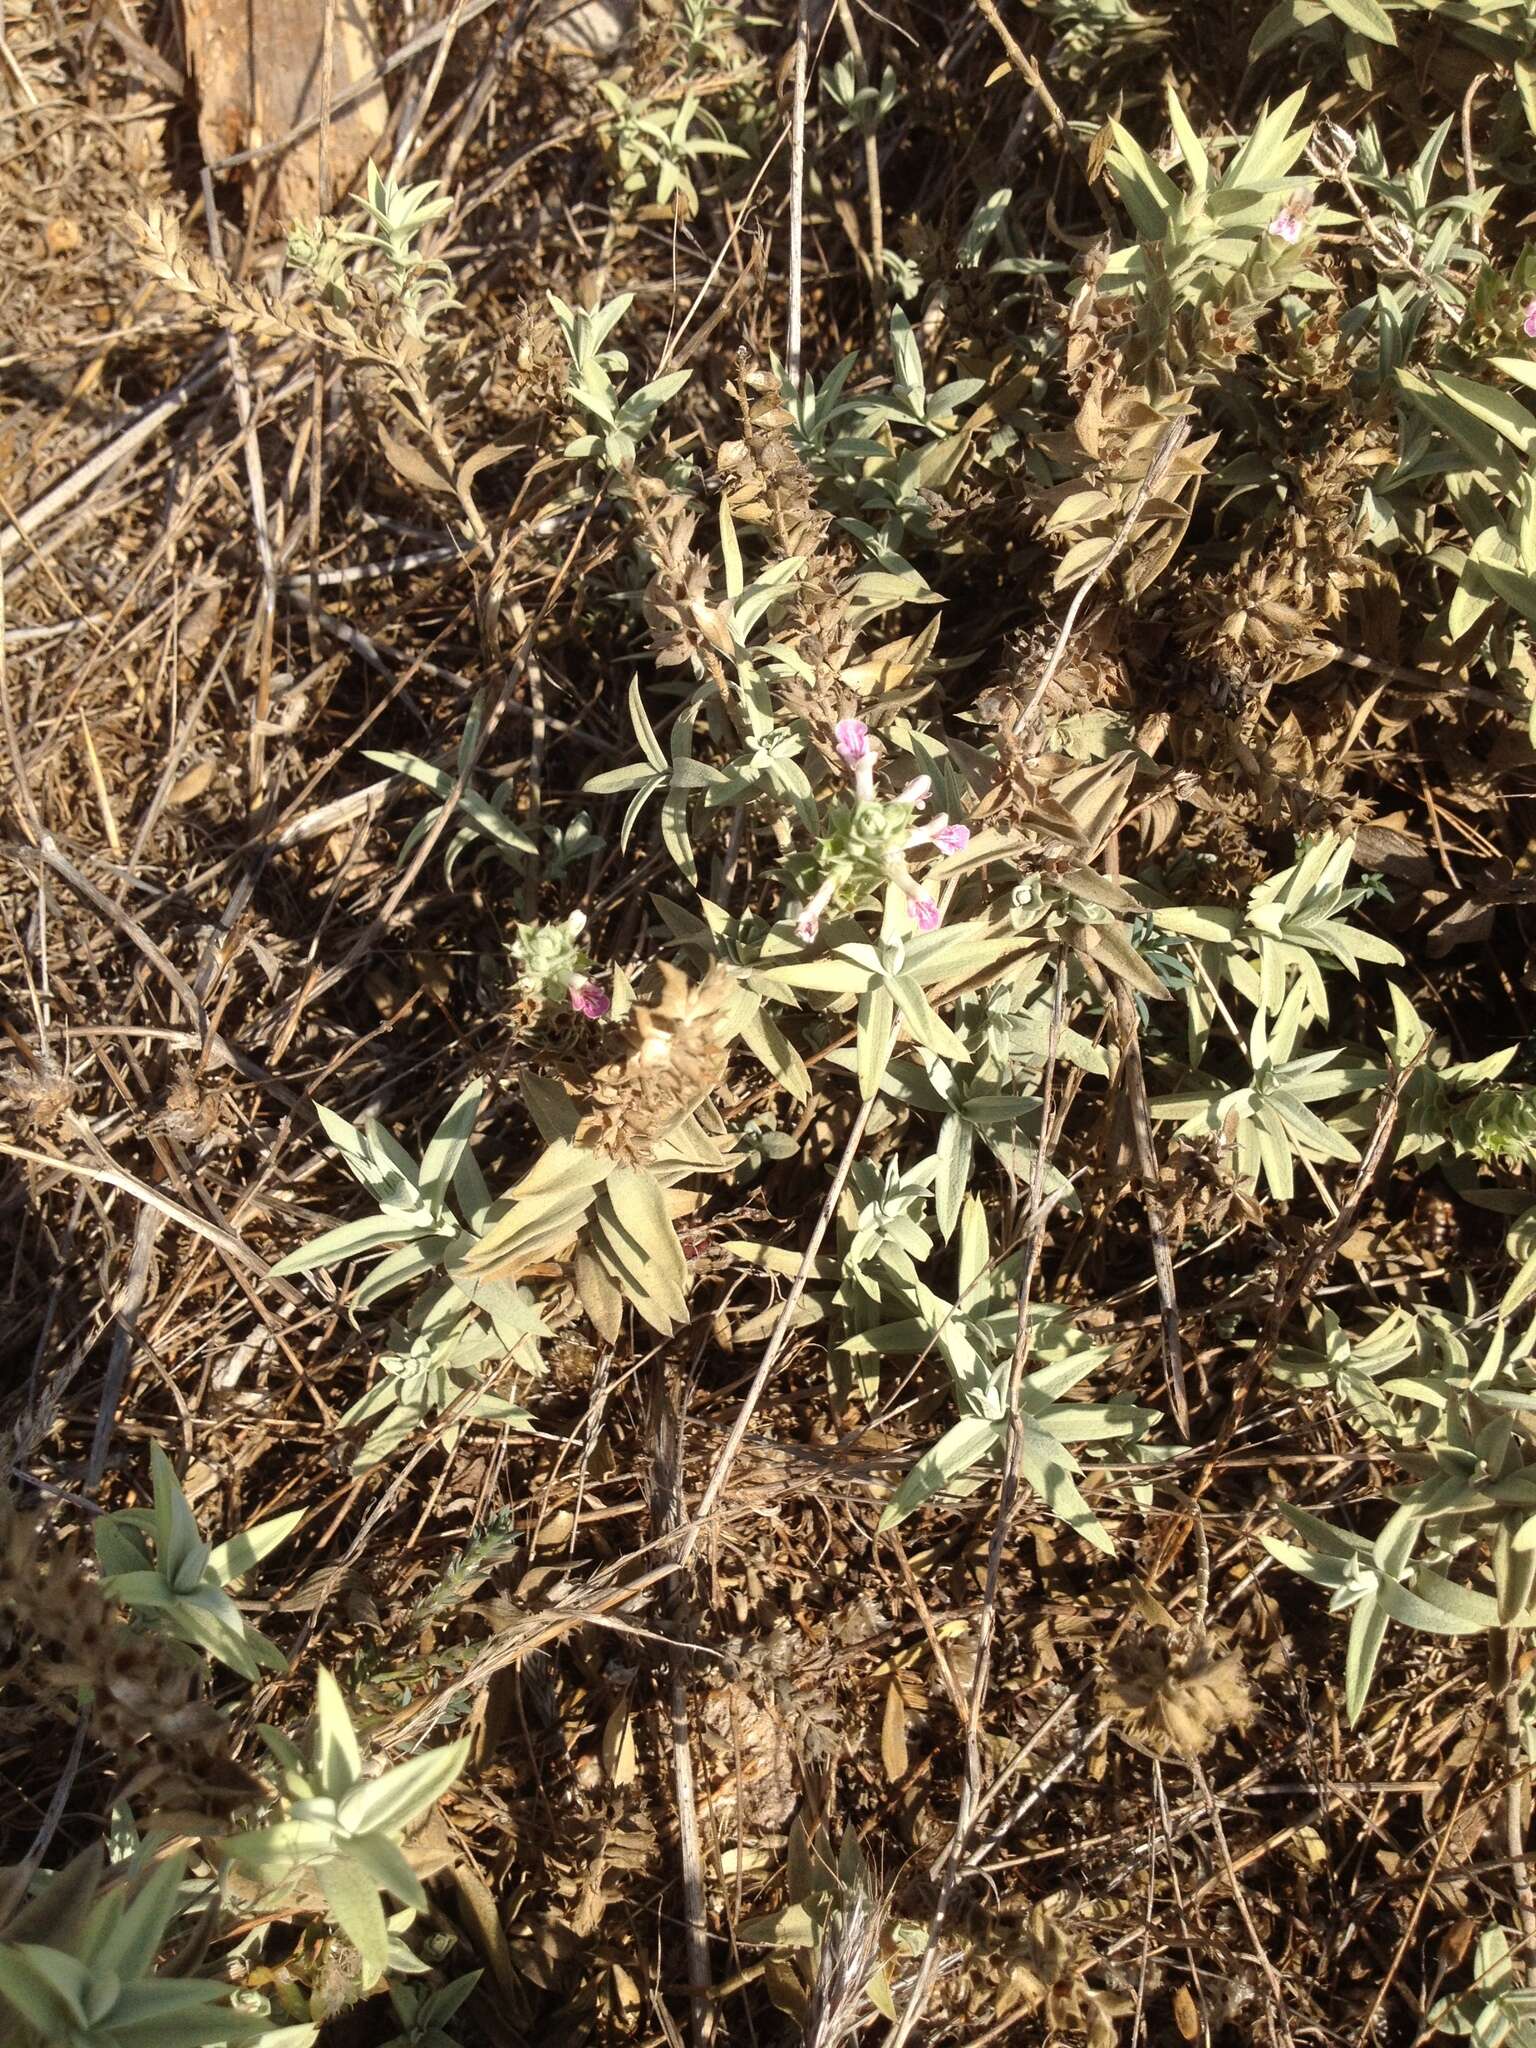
left=909, top=895, right=941, bottom=933
left=897, top=775, right=932, bottom=809
left=905, top=812, right=971, bottom=857
left=1268, top=205, right=1305, bottom=246
left=1523, top=298, right=1536, bottom=340
left=834, top=718, right=873, bottom=765
left=569, top=979, right=610, bottom=1019
left=794, top=879, right=835, bottom=944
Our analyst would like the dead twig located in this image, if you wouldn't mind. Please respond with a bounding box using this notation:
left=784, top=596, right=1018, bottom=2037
left=199, top=175, right=279, bottom=779
left=785, top=0, right=811, bottom=389
left=0, top=1136, right=289, bottom=1285
left=0, top=353, right=222, bottom=567
left=652, top=1381, right=715, bottom=2048
left=884, top=961, right=1071, bottom=2048
left=833, top=0, right=886, bottom=316
left=1500, top=1626, right=1536, bottom=1947
left=1191, top=1756, right=1300, bottom=2048
left=684, top=1084, right=877, bottom=1560
left=1110, top=979, right=1189, bottom=1436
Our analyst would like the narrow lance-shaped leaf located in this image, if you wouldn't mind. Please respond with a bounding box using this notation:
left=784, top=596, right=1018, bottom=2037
left=319, top=1858, right=390, bottom=1989
left=878, top=1416, right=1003, bottom=1529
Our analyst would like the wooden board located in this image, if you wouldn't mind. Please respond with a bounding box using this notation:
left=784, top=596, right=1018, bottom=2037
left=183, top=0, right=389, bottom=223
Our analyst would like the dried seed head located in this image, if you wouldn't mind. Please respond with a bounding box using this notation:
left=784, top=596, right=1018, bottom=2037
left=956, top=1901, right=1130, bottom=2048
left=0, top=1494, right=257, bottom=1818
left=149, top=1062, right=237, bottom=1146
left=0, top=1056, right=76, bottom=1135
left=1308, top=119, right=1356, bottom=175
left=578, top=963, right=734, bottom=1165
left=1100, top=1632, right=1256, bottom=1759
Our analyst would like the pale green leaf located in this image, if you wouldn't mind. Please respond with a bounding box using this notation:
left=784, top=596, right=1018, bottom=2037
left=334, top=1828, right=428, bottom=1912
left=207, top=1509, right=305, bottom=1587
left=0, top=1944, right=91, bottom=2032
left=418, top=1079, right=485, bottom=1213
left=314, top=1670, right=364, bottom=1798
left=858, top=984, right=896, bottom=1103
left=1249, top=0, right=1329, bottom=58
left=1321, top=0, right=1396, bottom=42
left=318, top=1858, right=390, bottom=1988
left=878, top=1416, right=1003, bottom=1529
left=1345, top=1594, right=1390, bottom=1724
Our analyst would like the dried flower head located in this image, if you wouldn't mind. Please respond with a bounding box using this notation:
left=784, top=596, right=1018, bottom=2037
left=0, top=1494, right=257, bottom=1818
left=579, top=962, right=734, bottom=1164
left=1307, top=117, right=1356, bottom=176
left=636, top=498, right=736, bottom=667
left=149, top=1062, right=237, bottom=1146
left=1100, top=1632, right=1256, bottom=1758
left=954, top=1901, right=1130, bottom=2048
left=0, top=1056, right=75, bottom=1136
left=719, top=363, right=831, bottom=562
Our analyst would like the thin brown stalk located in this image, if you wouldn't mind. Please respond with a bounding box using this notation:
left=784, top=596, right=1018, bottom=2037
left=306, top=0, right=337, bottom=668
left=971, top=0, right=1030, bottom=75
left=685, top=1084, right=877, bottom=1558
left=786, top=0, right=811, bottom=389
left=970, top=964, right=1068, bottom=1789
left=669, top=1660, right=714, bottom=2048
left=833, top=0, right=885, bottom=315
left=16, top=838, right=305, bottom=1114
left=1501, top=1626, right=1536, bottom=1947
left=652, top=1385, right=715, bottom=2048
left=685, top=858, right=966, bottom=1558
left=971, top=0, right=1116, bottom=227
left=1191, top=1757, right=1298, bottom=2048
left=1017, top=411, right=1191, bottom=731
left=199, top=174, right=278, bottom=785
left=1110, top=979, right=1189, bottom=1436
left=1151, top=1043, right=1413, bottom=1586
left=963, top=1711, right=1112, bottom=1876
left=0, top=353, right=222, bottom=566
left=1462, top=71, right=1487, bottom=245
left=885, top=961, right=1071, bottom=2048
